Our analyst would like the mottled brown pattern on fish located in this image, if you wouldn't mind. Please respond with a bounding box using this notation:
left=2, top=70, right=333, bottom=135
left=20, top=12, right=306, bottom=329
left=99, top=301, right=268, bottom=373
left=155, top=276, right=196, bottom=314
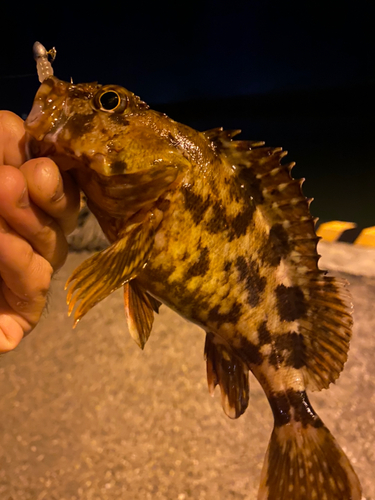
left=223, top=260, right=232, bottom=272
left=186, top=246, right=210, bottom=277
left=236, top=165, right=265, bottom=205
left=206, top=202, right=228, bottom=234
left=275, top=284, right=307, bottom=321
left=235, top=256, right=266, bottom=307
left=263, top=223, right=292, bottom=267
left=110, top=160, right=127, bottom=174
left=237, top=336, right=263, bottom=366
left=257, top=321, right=272, bottom=345
left=25, top=76, right=361, bottom=499
left=230, top=205, right=256, bottom=239
left=65, top=113, right=95, bottom=136
left=108, top=113, right=130, bottom=126
left=208, top=301, right=242, bottom=326
left=181, top=186, right=211, bottom=225
left=268, top=390, right=322, bottom=427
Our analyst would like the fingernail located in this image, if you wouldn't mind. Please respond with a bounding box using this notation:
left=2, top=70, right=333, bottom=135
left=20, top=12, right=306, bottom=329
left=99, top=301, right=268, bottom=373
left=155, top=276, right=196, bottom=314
left=51, top=174, right=64, bottom=202
left=18, top=187, right=30, bottom=208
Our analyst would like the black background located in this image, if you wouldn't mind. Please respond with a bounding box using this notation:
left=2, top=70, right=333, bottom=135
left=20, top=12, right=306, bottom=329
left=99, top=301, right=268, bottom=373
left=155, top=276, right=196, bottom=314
left=1, top=0, right=374, bottom=226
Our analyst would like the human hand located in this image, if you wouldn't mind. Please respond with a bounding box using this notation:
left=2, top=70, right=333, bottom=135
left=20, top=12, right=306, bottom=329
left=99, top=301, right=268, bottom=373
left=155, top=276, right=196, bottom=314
left=0, top=111, right=80, bottom=353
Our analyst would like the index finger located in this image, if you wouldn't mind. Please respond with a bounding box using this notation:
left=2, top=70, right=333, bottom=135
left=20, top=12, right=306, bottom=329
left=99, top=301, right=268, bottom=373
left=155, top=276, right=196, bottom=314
left=0, top=111, right=26, bottom=167
left=20, top=158, right=80, bottom=236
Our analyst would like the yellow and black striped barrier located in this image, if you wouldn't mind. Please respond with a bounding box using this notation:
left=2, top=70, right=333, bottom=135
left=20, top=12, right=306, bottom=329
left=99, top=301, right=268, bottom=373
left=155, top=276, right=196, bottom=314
left=316, top=221, right=375, bottom=247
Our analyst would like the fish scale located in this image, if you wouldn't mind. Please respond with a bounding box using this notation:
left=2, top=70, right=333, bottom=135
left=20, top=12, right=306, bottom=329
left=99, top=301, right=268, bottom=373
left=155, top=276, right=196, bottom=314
left=24, top=43, right=361, bottom=500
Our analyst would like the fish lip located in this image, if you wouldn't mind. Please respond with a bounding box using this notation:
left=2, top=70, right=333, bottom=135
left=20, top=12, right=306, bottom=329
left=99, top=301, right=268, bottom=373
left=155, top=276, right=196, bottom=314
left=25, top=102, right=43, bottom=128
left=24, top=76, right=70, bottom=141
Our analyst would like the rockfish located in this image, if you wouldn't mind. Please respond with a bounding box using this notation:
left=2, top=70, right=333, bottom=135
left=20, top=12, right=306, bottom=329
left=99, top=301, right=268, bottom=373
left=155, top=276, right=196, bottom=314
left=24, top=43, right=361, bottom=499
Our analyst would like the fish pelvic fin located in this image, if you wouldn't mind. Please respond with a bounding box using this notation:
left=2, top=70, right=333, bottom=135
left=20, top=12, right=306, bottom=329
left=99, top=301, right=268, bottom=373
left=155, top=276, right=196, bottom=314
left=123, top=280, right=161, bottom=349
left=258, top=391, right=361, bottom=500
left=65, top=214, right=155, bottom=326
left=204, top=332, right=249, bottom=419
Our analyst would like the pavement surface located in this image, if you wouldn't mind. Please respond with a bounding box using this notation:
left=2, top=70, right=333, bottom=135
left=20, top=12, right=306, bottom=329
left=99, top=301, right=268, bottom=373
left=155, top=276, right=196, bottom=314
left=0, top=241, right=374, bottom=500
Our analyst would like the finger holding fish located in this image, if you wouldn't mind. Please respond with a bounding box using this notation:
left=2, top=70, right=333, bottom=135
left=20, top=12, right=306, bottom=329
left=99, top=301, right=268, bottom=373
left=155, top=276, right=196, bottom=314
left=0, top=215, right=52, bottom=352
left=0, top=163, right=68, bottom=271
left=0, top=109, right=80, bottom=352
left=19, top=158, right=80, bottom=236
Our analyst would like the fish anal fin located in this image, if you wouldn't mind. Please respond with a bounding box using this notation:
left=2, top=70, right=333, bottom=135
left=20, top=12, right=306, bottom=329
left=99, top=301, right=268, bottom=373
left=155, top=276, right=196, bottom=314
left=204, top=332, right=249, bottom=419
left=258, top=419, right=361, bottom=500
left=65, top=215, right=155, bottom=326
left=124, top=280, right=159, bottom=349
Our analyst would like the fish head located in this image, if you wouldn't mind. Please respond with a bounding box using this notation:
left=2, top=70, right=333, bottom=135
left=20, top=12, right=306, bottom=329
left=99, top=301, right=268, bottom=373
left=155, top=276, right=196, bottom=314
left=25, top=75, right=155, bottom=175
left=25, top=76, right=182, bottom=217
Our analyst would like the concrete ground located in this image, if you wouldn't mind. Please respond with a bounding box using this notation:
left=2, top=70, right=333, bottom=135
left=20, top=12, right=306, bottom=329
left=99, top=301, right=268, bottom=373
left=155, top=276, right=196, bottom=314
left=0, top=242, right=374, bottom=500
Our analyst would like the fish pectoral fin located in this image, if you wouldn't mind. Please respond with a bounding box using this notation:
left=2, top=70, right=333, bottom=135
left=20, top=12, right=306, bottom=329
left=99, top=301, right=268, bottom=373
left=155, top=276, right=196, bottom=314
left=65, top=216, right=155, bottom=327
left=204, top=332, right=249, bottom=419
left=124, top=280, right=161, bottom=350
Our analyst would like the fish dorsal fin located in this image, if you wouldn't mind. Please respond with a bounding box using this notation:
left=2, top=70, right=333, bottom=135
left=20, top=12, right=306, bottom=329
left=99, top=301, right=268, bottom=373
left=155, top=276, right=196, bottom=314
left=204, top=127, right=265, bottom=148
left=124, top=280, right=161, bottom=350
left=203, top=127, right=241, bottom=141
left=204, top=332, right=249, bottom=419
left=205, top=130, right=320, bottom=276
left=207, top=131, right=353, bottom=391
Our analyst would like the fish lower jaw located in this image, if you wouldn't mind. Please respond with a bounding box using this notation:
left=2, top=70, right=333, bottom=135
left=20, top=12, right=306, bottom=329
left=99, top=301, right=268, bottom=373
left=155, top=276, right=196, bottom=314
left=25, top=135, right=56, bottom=161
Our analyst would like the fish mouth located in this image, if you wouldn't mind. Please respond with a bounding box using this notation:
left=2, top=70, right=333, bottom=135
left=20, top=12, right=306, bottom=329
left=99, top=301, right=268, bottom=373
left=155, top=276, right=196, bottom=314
left=24, top=76, right=86, bottom=170
left=25, top=131, right=86, bottom=172
left=25, top=133, right=56, bottom=160
left=25, top=77, right=69, bottom=141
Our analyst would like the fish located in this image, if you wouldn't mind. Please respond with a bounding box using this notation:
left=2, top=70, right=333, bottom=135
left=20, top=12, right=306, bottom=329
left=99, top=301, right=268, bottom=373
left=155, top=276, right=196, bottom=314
left=24, top=47, right=362, bottom=499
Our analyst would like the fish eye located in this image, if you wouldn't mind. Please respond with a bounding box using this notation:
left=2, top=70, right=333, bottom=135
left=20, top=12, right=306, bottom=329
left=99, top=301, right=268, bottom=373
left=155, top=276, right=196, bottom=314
left=100, top=91, right=120, bottom=110
left=94, top=88, right=128, bottom=113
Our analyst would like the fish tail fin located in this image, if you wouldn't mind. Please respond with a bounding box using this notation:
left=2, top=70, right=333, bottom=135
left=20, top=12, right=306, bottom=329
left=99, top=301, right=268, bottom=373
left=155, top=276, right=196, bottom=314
left=258, top=413, right=361, bottom=499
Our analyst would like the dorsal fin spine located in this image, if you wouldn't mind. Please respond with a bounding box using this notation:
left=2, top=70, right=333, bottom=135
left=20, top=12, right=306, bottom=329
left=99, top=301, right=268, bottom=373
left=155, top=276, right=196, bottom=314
left=203, top=128, right=354, bottom=391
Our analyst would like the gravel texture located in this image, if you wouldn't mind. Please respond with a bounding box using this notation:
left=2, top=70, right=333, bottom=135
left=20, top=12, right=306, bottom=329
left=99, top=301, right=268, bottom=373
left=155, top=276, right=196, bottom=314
left=0, top=244, right=374, bottom=500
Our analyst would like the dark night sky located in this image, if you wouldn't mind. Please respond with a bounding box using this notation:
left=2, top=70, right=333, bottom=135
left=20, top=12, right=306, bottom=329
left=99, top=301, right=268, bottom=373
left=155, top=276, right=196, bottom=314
left=2, top=1, right=374, bottom=109
left=1, top=1, right=374, bottom=226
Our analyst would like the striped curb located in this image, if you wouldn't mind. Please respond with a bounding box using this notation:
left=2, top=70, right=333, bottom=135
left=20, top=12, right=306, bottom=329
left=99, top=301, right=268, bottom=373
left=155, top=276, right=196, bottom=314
left=316, top=221, right=375, bottom=247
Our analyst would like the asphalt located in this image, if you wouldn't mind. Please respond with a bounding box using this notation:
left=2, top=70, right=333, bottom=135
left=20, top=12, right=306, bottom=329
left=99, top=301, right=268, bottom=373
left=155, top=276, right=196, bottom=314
left=0, top=242, right=374, bottom=500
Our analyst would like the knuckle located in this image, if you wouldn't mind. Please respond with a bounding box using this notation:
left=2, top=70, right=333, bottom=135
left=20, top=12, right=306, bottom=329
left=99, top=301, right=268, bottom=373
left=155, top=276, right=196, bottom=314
left=0, top=339, right=18, bottom=353
left=0, top=111, right=22, bottom=137
left=34, top=222, right=55, bottom=241
left=0, top=167, right=26, bottom=204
